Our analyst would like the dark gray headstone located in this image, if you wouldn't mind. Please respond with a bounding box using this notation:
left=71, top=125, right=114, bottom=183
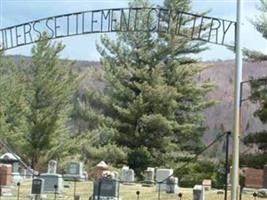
left=31, top=178, right=44, bottom=194
left=40, top=173, right=63, bottom=193
left=93, top=178, right=119, bottom=199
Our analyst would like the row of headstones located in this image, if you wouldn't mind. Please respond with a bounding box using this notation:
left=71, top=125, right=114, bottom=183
left=0, top=159, right=86, bottom=183
left=36, top=160, right=87, bottom=194
left=0, top=160, right=87, bottom=196
left=90, top=167, right=178, bottom=200
left=121, top=166, right=211, bottom=188
left=29, top=160, right=88, bottom=198
left=92, top=177, right=206, bottom=200
left=121, top=166, right=179, bottom=192
left=2, top=177, right=205, bottom=200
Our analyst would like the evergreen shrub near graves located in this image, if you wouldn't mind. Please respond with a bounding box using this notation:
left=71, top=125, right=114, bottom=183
left=174, top=161, right=224, bottom=188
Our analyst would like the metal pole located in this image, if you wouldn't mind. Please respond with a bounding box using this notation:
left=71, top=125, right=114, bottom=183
left=158, top=183, right=161, bottom=200
left=231, top=0, right=243, bottom=200
left=17, top=182, right=20, bottom=200
left=97, top=179, right=102, bottom=200
left=225, top=131, right=231, bottom=200
left=54, top=185, right=57, bottom=200
left=74, top=178, right=77, bottom=199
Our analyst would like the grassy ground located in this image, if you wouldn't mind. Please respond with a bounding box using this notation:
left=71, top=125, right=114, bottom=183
left=0, top=179, right=263, bottom=200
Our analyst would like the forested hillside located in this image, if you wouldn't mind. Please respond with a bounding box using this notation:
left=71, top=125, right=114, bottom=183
left=9, top=55, right=267, bottom=143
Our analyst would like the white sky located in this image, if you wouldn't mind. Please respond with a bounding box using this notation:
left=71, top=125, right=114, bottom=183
left=1, top=0, right=266, bottom=61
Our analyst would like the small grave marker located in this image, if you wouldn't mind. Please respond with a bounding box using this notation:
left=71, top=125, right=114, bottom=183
left=193, top=185, right=205, bottom=200
left=31, top=178, right=44, bottom=194
left=166, top=176, right=178, bottom=194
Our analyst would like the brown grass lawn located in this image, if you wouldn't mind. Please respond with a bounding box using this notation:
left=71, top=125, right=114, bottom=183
left=0, top=180, right=264, bottom=200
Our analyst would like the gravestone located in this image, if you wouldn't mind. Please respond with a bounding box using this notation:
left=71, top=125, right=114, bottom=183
left=142, top=167, right=155, bottom=187
left=166, top=176, right=178, bottom=193
left=202, top=179, right=212, bottom=191
left=47, top=160, right=57, bottom=174
left=156, top=168, right=173, bottom=191
left=31, top=178, right=44, bottom=194
left=0, top=164, right=12, bottom=196
left=63, top=161, right=86, bottom=181
left=39, top=174, right=64, bottom=193
left=121, top=166, right=135, bottom=185
left=120, top=166, right=129, bottom=181
left=92, top=177, right=120, bottom=200
left=30, top=178, right=47, bottom=200
left=193, top=185, right=205, bottom=200
left=0, top=164, right=12, bottom=186
left=40, top=161, right=63, bottom=193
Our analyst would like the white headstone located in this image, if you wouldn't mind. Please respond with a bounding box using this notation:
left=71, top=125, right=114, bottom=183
left=166, top=176, right=179, bottom=193
left=121, top=166, right=135, bottom=184
left=202, top=179, right=212, bottom=191
left=142, top=167, right=155, bottom=186
left=193, top=185, right=205, bottom=200
left=47, top=160, right=57, bottom=174
left=156, top=168, right=173, bottom=191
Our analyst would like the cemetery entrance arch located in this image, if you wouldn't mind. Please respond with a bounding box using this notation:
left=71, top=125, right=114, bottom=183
left=0, top=7, right=236, bottom=51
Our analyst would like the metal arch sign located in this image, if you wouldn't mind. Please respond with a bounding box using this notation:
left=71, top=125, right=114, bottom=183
left=0, top=7, right=236, bottom=51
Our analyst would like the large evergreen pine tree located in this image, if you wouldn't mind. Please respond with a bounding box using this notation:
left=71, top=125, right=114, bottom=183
left=17, top=34, right=77, bottom=170
left=79, top=0, right=214, bottom=174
